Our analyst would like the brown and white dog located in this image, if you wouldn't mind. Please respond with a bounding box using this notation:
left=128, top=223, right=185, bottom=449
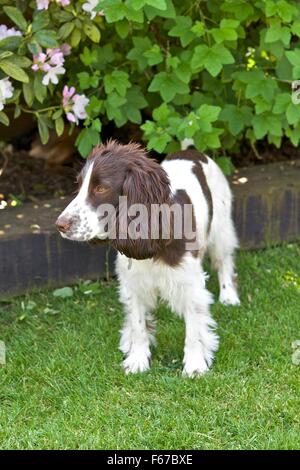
left=56, top=140, right=240, bottom=376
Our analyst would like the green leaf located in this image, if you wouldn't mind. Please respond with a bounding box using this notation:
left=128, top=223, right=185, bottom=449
left=291, top=21, right=300, bottom=38
left=34, top=75, right=47, bottom=103
left=143, top=44, right=163, bottom=65
left=191, top=44, right=234, bottom=77
left=211, top=19, right=239, bottom=43
left=70, top=28, right=81, bottom=47
left=215, top=156, right=234, bottom=176
left=174, top=61, right=191, bottom=83
left=147, top=133, right=172, bottom=153
left=286, top=103, right=300, bottom=125
left=0, top=60, right=29, bottom=83
left=146, top=0, right=167, bottom=9
left=127, top=37, right=152, bottom=71
left=252, top=113, right=282, bottom=139
left=265, top=22, right=290, bottom=46
left=148, top=72, right=189, bottom=102
left=37, top=114, right=50, bottom=144
left=58, top=21, right=75, bottom=40
left=169, top=16, right=195, bottom=47
left=104, top=70, right=130, bottom=97
left=153, top=102, right=170, bottom=123
left=0, top=36, right=22, bottom=51
left=234, top=70, right=277, bottom=102
left=273, top=93, right=290, bottom=114
left=194, top=128, right=223, bottom=151
left=115, top=20, right=129, bottom=39
left=0, top=111, right=9, bottom=126
left=144, top=0, right=175, bottom=20
left=53, top=287, right=74, bottom=298
left=9, top=54, right=31, bottom=68
left=3, top=6, right=27, bottom=32
left=27, top=40, right=40, bottom=55
left=55, top=117, right=65, bottom=137
left=32, top=10, right=50, bottom=33
left=76, top=127, right=101, bottom=157
left=286, top=126, right=300, bottom=146
left=221, top=1, right=254, bottom=21
left=52, top=109, right=63, bottom=120
left=86, top=96, right=103, bottom=118
left=83, top=23, right=101, bottom=43
left=23, top=82, right=34, bottom=107
left=105, top=92, right=127, bottom=123
left=77, top=71, right=99, bottom=90
left=220, top=105, right=252, bottom=135
left=265, top=0, right=297, bottom=22
left=80, top=47, right=98, bottom=66
left=35, top=30, right=58, bottom=48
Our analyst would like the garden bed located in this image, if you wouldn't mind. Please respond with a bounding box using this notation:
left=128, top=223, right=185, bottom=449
left=0, top=159, right=299, bottom=296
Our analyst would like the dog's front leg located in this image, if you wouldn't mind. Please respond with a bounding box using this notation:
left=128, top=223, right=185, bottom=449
left=182, top=288, right=219, bottom=377
left=119, top=291, right=155, bottom=374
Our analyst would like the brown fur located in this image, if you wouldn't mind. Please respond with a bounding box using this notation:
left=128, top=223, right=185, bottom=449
left=192, top=162, right=213, bottom=234
left=81, top=140, right=200, bottom=265
left=165, top=149, right=208, bottom=164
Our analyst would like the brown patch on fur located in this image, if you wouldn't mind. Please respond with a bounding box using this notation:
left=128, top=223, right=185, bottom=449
left=78, top=141, right=200, bottom=264
left=165, top=149, right=208, bottom=164
left=192, top=162, right=213, bottom=234
left=155, top=189, right=199, bottom=266
left=83, top=140, right=172, bottom=259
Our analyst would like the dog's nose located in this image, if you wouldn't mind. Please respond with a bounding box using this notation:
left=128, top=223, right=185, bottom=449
left=56, top=216, right=72, bottom=233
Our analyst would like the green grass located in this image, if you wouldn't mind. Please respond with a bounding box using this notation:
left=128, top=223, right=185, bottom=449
left=1, top=244, right=300, bottom=450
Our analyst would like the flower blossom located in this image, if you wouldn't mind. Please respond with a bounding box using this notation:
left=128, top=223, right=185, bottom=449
left=82, top=0, right=105, bottom=19
left=36, top=0, right=70, bottom=10
left=0, top=25, right=22, bottom=41
left=31, top=45, right=71, bottom=86
left=62, top=85, right=89, bottom=124
left=0, top=77, right=14, bottom=111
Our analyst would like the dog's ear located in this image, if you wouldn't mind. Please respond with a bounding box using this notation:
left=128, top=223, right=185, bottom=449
left=112, top=159, right=171, bottom=260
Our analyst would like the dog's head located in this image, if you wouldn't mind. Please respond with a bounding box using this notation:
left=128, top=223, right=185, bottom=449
left=56, top=140, right=171, bottom=259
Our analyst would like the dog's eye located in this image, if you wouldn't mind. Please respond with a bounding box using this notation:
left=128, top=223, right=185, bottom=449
left=94, top=185, right=108, bottom=194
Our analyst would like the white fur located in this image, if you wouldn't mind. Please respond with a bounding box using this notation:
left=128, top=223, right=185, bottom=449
left=59, top=161, right=108, bottom=241
left=116, top=156, right=240, bottom=377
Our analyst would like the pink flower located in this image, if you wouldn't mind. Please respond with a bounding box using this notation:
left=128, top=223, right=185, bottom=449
left=31, top=52, right=47, bottom=71
left=61, top=43, right=71, bottom=56
left=36, top=0, right=70, bottom=9
left=47, top=48, right=64, bottom=66
left=62, top=86, right=89, bottom=124
left=31, top=46, right=70, bottom=86
left=36, top=0, right=50, bottom=9
left=0, top=77, right=14, bottom=111
left=62, top=85, right=75, bottom=107
left=82, top=0, right=105, bottom=19
left=42, top=65, right=65, bottom=85
left=0, top=25, right=22, bottom=40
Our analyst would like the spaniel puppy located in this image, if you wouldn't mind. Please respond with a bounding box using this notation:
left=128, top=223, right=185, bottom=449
left=56, top=140, right=240, bottom=377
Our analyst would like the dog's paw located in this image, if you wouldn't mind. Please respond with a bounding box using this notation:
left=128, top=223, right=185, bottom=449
left=182, top=354, right=209, bottom=378
left=123, top=350, right=150, bottom=374
left=219, top=286, right=240, bottom=306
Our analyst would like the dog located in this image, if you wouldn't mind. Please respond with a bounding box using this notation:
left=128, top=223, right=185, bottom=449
left=56, top=140, right=240, bottom=376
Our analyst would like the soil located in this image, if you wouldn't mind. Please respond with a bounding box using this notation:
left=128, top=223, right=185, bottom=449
left=0, top=124, right=299, bottom=209
left=0, top=149, right=81, bottom=207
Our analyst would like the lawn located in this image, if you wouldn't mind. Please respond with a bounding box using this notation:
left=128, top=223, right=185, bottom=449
left=0, top=244, right=300, bottom=450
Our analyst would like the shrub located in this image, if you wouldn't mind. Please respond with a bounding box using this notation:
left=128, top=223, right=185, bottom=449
left=0, top=0, right=300, bottom=170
